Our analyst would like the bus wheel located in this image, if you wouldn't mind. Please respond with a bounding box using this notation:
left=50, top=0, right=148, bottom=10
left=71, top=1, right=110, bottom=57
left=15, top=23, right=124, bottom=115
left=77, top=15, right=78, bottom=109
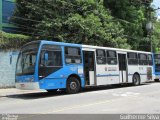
left=154, top=79, right=160, bottom=82
left=132, top=74, right=140, bottom=86
left=66, top=77, right=80, bottom=94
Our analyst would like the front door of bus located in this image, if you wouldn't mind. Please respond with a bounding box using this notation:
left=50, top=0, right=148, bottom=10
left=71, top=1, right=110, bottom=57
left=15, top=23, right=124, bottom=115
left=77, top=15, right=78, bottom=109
left=118, top=54, right=127, bottom=83
left=83, top=51, right=95, bottom=85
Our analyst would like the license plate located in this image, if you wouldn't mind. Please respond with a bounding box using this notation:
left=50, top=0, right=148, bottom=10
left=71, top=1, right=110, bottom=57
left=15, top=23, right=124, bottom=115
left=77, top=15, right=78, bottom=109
left=20, top=84, right=25, bottom=87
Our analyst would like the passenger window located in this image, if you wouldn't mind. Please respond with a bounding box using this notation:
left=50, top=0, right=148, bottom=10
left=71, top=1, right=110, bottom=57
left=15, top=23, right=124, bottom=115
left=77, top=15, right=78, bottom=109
left=138, top=53, right=148, bottom=65
left=65, top=47, right=82, bottom=64
left=39, top=44, right=62, bottom=80
left=127, top=52, right=138, bottom=65
left=39, top=45, right=62, bottom=67
left=96, top=49, right=106, bottom=64
left=107, top=50, right=117, bottom=65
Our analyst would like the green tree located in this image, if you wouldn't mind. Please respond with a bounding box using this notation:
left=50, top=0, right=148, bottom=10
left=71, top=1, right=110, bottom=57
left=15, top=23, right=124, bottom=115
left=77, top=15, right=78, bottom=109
left=104, top=0, right=153, bottom=51
left=12, top=0, right=130, bottom=48
left=153, top=21, right=160, bottom=52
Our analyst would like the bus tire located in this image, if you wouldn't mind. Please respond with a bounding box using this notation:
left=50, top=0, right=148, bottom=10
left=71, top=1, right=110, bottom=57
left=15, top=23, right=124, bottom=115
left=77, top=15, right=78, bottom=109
left=66, top=77, right=80, bottom=94
left=154, top=79, right=160, bottom=82
left=132, top=74, right=140, bottom=86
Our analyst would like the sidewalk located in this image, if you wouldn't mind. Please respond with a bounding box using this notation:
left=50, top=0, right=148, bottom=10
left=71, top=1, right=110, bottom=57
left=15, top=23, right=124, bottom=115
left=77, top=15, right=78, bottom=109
left=0, top=88, right=45, bottom=97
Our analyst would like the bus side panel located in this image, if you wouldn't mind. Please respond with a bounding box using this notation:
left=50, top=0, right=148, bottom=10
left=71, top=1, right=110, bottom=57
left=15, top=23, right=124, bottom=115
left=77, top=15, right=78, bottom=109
left=96, top=64, right=109, bottom=85
left=127, top=65, right=139, bottom=83
left=96, top=64, right=119, bottom=85
left=39, top=78, right=66, bottom=90
left=39, top=65, right=84, bottom=90
left=107, top=64, right=119, bottom=84
left=138, top=65, right=148, bottom=83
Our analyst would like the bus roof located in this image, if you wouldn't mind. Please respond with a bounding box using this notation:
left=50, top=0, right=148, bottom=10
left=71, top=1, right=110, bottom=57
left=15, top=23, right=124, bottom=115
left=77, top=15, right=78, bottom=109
left=40, top=40, right=82, bottom=47
left=22, top=40, right=152, bottom=54
left=82, top=44, right=152, bottom=54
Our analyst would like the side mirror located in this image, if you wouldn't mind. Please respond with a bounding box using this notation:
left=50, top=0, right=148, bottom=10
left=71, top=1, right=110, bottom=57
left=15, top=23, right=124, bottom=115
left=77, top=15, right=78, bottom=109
left=44, top=53, right=48, bottom=61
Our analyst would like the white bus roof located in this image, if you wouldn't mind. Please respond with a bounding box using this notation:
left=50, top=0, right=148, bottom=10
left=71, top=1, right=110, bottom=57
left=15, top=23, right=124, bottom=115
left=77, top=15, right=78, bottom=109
left=82, top=44, right=152, bottom=54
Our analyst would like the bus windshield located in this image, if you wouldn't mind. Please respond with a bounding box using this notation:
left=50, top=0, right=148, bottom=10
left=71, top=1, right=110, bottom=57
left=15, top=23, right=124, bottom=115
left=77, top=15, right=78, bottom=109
left=154, top=54, right=160, bottom=72
left=16, top=43, right=39, bottom=76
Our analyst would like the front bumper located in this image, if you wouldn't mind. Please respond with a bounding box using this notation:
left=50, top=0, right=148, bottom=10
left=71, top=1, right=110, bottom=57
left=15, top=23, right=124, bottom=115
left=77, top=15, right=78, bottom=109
left=15, top=82, right=40, bottom=90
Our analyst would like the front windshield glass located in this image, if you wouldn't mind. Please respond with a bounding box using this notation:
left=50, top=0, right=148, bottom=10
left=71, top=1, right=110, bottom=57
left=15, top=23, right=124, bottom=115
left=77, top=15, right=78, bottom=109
left=154, top=54, right=160, bottom=72
left=16, top=43, right=39, bottom=75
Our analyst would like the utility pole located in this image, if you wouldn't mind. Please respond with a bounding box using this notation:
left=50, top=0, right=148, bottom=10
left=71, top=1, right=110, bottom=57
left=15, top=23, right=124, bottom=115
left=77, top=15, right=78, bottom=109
left=146, top=6, right=160, bottom=52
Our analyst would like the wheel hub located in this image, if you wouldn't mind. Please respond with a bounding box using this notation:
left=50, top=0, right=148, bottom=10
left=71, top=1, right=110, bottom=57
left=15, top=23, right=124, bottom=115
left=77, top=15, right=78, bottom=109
left=134, top=77, right=137, bottom=83
left=70, top=82, right=77, bottom=90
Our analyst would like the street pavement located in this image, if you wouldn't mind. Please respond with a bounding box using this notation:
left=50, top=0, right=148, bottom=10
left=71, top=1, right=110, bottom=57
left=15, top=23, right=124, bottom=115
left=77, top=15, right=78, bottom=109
left=0, top=82, right=160, bottom=114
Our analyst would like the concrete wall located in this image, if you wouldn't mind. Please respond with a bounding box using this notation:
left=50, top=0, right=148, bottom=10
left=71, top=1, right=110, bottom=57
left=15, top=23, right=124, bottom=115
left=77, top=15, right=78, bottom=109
left=0, top=50, right=19, bottom=88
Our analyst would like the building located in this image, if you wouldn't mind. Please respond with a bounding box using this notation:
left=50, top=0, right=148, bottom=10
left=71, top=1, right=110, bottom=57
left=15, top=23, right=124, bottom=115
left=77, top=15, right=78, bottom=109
left=0, top=0, right=18, bottom=88
left=0, top=0, right=16, bottom=32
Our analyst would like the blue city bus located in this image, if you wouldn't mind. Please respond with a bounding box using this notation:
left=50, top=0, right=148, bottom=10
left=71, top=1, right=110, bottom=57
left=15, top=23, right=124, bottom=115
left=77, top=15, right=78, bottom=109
left=15, top=40, right=154, bottom=94
left=153, top=53, right=160, bottom=81
left=15, top=40, right=85, bottom=94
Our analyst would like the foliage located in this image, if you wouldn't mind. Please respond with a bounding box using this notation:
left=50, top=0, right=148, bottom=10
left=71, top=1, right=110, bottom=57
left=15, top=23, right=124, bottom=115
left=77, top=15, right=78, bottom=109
left=104, top=0, right=153, bottom=51
left=12, top=0, right=130, bottom=49
left=12, top=0, right=157, bottom=51
left=0, top=31, right=30, bottom=49
left=153, top=21, right=160, bottom=52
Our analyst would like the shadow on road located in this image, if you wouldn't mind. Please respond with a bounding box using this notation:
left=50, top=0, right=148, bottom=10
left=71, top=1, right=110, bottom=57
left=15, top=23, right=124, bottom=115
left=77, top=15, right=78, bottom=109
left=5, top=91, right=66, bottom=100
left=5, top=82, right=155, bottom=100
left=82, top=82, right=154, bottom=93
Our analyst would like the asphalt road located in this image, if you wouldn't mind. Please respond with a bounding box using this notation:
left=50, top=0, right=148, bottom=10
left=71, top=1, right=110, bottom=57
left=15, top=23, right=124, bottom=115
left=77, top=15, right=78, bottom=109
left=0, top=82, right=160, bottom=114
